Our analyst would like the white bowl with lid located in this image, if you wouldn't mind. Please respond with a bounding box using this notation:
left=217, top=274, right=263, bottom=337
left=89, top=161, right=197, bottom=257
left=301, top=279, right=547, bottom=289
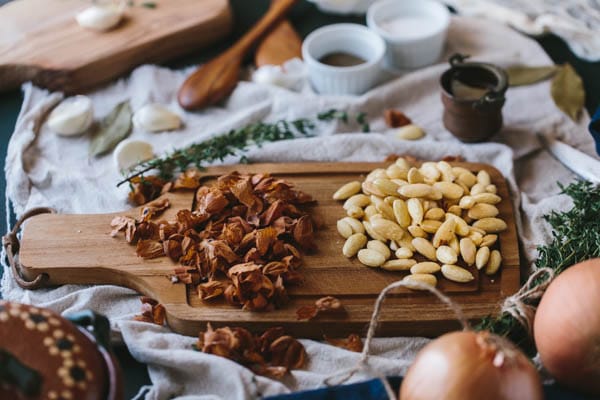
left=367, top=0, right=450, bottom=69
left=302, top=23, right=386, bottom=95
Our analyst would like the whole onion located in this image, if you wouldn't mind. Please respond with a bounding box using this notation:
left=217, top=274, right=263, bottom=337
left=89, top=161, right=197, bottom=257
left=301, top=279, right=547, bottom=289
left=534, top=259, right=600, bottom=394
left=400, top=331, right=543, bottom=400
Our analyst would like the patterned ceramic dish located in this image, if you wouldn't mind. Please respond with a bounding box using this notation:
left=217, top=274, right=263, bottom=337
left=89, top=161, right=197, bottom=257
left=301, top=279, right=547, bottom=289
left=0, top=301, right=122, bottom=400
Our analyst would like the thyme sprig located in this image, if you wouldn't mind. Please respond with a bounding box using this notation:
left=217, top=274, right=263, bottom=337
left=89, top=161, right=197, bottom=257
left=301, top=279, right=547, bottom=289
left=117, top=110, right=369, bottom=186
left=477, top=180, right=600, bottom=354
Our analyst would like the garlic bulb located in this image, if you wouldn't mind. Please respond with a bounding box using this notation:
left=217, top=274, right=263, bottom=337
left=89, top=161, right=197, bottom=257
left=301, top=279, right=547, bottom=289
left=133, top=104, right=182, bottom=133
left=76, top=4, right=124, bottom=32
left=47, top=95, right=94, bottom=136
left=114, top=139, right=154, bottom=171
left=252, top=58, right=306, bottom=91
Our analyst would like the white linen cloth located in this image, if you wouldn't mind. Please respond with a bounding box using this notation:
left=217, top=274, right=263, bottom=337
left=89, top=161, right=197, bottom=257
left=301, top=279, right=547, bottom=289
left=2, top=16, right=597, bottom=399
left=446, top=0, right=600, bottom=61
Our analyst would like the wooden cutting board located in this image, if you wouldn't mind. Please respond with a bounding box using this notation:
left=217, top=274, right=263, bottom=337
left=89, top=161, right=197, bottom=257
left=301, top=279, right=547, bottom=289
left=18, top=162, right=520, bottom=338
left=0, top=0, right=232, bottom=93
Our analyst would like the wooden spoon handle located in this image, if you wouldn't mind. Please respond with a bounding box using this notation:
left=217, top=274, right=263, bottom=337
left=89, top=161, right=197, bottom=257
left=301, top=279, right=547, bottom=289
left=178, top=0, right=298, bottom=110
left=255, top=0, right=303, bottom=67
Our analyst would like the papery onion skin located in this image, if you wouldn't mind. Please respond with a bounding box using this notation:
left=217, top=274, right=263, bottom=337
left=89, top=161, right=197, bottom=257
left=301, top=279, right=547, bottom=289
left=400, top=331, right=543, bottom=400
left=534, top=258, right=600, bottom=395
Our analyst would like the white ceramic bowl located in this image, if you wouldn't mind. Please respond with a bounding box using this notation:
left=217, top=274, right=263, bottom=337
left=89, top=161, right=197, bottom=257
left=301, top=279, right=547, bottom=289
left=307, top=0, right=377, bottom=15
left=367, top=0, right=450, bottom=69
left=302, top=23, right=386, bottom=95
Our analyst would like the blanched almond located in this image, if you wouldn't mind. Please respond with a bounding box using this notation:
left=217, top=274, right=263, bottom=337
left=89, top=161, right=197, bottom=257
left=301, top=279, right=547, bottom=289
left=420, top=162, right=441, bottom=182
left=395, top=247, right=414, bottom=259
left=364, top=205, right=378, bottom=220
left=342, top=217, right=365, bottom=234
left=485, top=250, right=502, bottom=275
left=363, top=221, right=386, bottom=242
left=366, top=168, right=387, bottom=182
left=468, top=203, right=499, bottom=220
left=343, top=233, right=367, bottom=258
left=367, top=240, right=391, bottom=260
left=395, top=157, right=411, bottom=170
left=436, top=245, right=458, bottom=264
left=345, top=205, right=364, bottom=219
left=371, top=218, right=404, bottom=242
left=412, top=237, right=437, bottom=261
left=386, top=164, right=408, bottom=180
left=432, top=218, right=455, bottom=247
left=407, top=198, right=424, bottom=224
left=424, top=207, right=445, bottom=221
left=408, top=225, right=427, bottom=238
left=472, top=193, right=501, bottom=205
left=357, top=249, right=386, bottom=267
left=403, top=273, right=437, bottom=289
left=433, top=182, right=464, bottom=200
left=480, top=234, right=498, bottom=247
left=441, top=264, right=474, bottom=283
left=373, top=178, right=400, bottom=196
left=420, top=219, right=442, bottom=234
left=410, top=261, right=441, bottom=274
left=485, top=184, right=497, bottom=194
left=333, top=181, right=361, bottom=200
left=477, top=170, right=491, bottom=186
left=399, top=184, right=433, bottom=198
left=470, top=183, right=486, bottom=196
left=459, top=196, right=476, bottom=209
left=407, top=167, right=425, bottom=184
left=382, top=258, right=417, bottom=271
left=393, top=199, right=411, bottom=228
left=459, top=237, right=476, bottom=266
left=472, top=217, right=507, bottom=233
left=337, top=219, right=353, bottom=239
left=344, top=194, right=370, bottom=209
left=457, top=171, right=477, bottom=188
left=374, top=198, right=395, bottom=221
left=362, top=181, right=386, bottom=197
left=476, top=246, right=490, bottom=270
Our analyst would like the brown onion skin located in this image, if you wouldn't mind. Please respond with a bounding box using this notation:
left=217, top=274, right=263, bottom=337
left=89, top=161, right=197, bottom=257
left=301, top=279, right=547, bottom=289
left=534, top=259, right=600, bottom=395
left=400, top=331, right=543, bottom=400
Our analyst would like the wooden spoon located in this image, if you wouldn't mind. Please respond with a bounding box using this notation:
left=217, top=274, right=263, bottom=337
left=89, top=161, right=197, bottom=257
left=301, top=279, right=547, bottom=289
left=178, top=0, right=299, bottom=111
left=255, top=0, right=302, bottom=67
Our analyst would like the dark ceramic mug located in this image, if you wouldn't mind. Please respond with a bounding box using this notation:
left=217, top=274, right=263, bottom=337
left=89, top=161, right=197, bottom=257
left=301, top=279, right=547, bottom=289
left=440, top=54, right=508, bottom=142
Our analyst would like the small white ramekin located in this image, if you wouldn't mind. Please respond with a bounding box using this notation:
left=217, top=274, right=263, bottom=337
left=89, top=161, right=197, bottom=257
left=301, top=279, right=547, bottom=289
left=302, top=23, right=386, bottom=95
left=367, top=0, right=450, bottom=69
left=307, top=0, right=377, bottom=15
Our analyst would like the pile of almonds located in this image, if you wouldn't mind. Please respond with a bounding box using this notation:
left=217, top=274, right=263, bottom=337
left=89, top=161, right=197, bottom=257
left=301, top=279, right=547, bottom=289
left=333, top=157, right=507, bottom=289
left=112, top=171, right=317, bottom=311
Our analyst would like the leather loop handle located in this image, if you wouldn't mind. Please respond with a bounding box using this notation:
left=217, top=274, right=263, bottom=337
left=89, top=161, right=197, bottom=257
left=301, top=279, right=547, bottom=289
left=2, top=207, right=56, bottom=289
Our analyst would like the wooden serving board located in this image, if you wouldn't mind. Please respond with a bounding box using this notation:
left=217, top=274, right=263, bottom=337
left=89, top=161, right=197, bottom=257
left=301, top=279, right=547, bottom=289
left=0, top=0, right=232, bottom=93
left=19, top=163, right=520, bottom=338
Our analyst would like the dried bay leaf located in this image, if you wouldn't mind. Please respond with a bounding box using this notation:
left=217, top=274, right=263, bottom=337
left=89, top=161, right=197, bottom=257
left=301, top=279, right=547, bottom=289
left=551, top=63, right=585, bottom=122
left=89, top=101, right=132, bottom=156
left=506, top=65, right=557, bottom=86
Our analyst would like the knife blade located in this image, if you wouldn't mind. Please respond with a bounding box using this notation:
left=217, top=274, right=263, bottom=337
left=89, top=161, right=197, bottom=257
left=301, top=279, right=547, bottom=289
left=537, top=133, right=600, bottom=184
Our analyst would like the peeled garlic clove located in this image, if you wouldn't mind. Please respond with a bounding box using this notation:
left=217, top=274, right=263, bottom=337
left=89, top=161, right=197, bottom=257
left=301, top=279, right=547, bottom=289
left=76, top=5, right=124, bottom=31
left=395, top=124, right=425, bottom=140
left=133, top=104, right=182, bottom=132
left=47, top=95, right=94, bottom=136
left=114, top=139, right=154, bottom=172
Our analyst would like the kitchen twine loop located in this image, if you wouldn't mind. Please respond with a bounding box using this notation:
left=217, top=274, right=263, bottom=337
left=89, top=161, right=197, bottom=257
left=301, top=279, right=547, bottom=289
left=500, top=267, right=555, bottom=337
left=323, top=280, right=470, bottom=400
left=2, top=207, right=55, bottom=289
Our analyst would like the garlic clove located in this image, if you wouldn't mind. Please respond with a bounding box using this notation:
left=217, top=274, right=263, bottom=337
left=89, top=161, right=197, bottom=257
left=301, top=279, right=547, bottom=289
left=76, top=4, right=124, bottom=32
left=252, top=58, right=306, bottom=90
left=114, top=139, right=154, bottom=172
left=47, top=95, right=94, bottom=136
left=395, top=124, right=425, bottom=140
left=132, top=104, right=182, bottom=133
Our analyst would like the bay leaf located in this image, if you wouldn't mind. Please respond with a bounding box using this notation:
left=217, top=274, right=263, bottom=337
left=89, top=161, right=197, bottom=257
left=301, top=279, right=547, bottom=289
left=89, top=101, right=132, bottom=156
left=506, top=65, right=557, bottom=86
left=551, top=63, right=585, bottom=122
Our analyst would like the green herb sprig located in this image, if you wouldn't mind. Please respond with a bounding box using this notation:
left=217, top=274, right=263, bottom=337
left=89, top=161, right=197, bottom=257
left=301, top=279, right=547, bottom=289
left=477, top=180, right=600, bottom=354
left=117, top=110, right=368, bottom=186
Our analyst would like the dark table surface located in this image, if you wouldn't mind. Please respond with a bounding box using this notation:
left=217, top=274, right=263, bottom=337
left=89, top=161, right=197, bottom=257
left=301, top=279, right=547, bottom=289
left=1, top=1, right=598, bottom=398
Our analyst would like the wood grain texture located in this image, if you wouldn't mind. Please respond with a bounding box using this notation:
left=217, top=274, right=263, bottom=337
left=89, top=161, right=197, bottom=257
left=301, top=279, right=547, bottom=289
left=19, top=162, right=520, bottom=338
left=0, top=0, right=232, bottom=93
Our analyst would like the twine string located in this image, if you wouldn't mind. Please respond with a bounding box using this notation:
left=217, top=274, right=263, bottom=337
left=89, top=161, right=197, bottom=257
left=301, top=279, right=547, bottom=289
left=500, top=267, right=555, bottom=336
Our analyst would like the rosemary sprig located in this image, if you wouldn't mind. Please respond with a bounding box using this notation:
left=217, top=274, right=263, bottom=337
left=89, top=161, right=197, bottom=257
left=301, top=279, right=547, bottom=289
left=117, top=110, right=368, bottom=186
left=477, top=180, right=600, bottom=354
